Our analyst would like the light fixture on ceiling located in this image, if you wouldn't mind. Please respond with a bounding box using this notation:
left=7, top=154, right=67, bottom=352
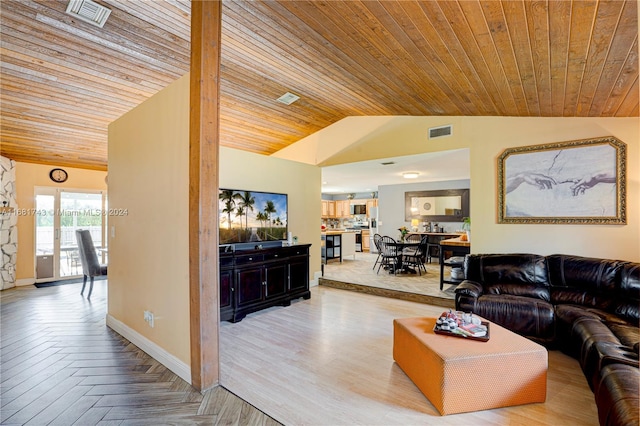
left=402, top=172, right=420, bottom=179
left=66, top=0, right=112, bottom=28
left=276, top=92, right=300, bottom=105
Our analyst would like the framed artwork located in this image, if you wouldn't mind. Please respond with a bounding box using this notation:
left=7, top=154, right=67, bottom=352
left=498, top=137, right=626, bottom=224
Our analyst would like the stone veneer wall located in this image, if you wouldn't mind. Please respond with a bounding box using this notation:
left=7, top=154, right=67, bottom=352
left=1, top=156, right=17, bottom=290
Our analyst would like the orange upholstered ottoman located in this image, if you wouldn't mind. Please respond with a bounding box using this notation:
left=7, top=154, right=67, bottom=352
left=393, top=316, right=547, bottom=415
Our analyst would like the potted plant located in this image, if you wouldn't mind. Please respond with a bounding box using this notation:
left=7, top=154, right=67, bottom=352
left=398, top=226, right=409, bottom=242
left=462, top=217, right=471, bottom=241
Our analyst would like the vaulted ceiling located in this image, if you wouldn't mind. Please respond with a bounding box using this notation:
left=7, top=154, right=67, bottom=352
left=1, top=0, right=638, bottom=171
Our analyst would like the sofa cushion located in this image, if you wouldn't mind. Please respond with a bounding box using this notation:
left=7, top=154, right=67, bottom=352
left=585, top=342, right=640, bottom=393
left=614, top=263, right=640, bottom=325
left=547, top=254, right=623, bottom=292
left=570, top=317, right=621, bottom=378
left=554, top=305, right=600, bottom=355
left=486, top=283, right=550, bottom=300
left=465, top=254, right=550, bottom=301
left=596, top=364, right=640, bottom=426
left=463, top=294, right=555, bottom=341
left=608, top=324, right=640, bottom=349
left=547, top=255, right=629, bottom=314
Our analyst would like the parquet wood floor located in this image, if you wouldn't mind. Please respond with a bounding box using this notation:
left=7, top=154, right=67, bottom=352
left=0, top=282, right=279, bottom=426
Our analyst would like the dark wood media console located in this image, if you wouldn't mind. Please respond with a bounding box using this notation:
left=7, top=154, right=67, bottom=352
left=219, top=244, right=311, bottom=322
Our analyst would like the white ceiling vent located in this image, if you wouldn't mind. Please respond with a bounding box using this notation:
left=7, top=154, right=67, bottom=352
left=66, top=0, right=112, bottom=28
left=276, top=92, right=300, bottom=105
left=428, top=125, right=453, bottom=139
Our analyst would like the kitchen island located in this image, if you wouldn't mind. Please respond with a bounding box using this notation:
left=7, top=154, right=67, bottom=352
left=321, top=230, right=357, bottom=263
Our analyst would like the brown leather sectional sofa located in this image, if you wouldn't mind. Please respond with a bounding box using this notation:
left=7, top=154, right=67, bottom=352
left=455, top=254, right=639, bottom=426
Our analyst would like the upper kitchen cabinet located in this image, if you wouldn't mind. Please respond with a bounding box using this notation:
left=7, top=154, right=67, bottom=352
left=321, top=200, right=336, bottom=218
left=335, top=200, right=351, bottom=218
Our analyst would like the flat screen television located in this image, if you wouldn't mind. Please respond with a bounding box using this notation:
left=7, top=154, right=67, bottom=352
left=219, top=188, right=288, bottom=244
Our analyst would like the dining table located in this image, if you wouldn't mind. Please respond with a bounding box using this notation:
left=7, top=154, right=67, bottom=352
left=387, top=240, right=421, bottom=274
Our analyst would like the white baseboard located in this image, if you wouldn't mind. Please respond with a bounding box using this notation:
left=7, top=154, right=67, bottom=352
left=311, top=270, right=322, bottom=287
left=106, top=314, right=191, bottom=385
left=16, top=278, right=35, bottom=287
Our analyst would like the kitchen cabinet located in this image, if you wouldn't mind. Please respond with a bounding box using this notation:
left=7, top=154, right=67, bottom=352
left=219, top=245, right=311, bottom=322
left=321, top=200, right=335, bottom=218
left=342, top=232, right=356, bottom=259
left=328, top=201, right=336, bottom=217
left=323, top=233, right=342, bottom=261
left=336, top=200, right=351, bottom=218
left=361, top=230, right=370, bottom=252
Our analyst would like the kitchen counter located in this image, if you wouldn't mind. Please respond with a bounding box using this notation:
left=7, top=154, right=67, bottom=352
left=321, top=231, right=356, bottom=263
left=322, top=229, right=359, bottom=235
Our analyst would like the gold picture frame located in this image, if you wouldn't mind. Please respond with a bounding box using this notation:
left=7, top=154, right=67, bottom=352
left=498, top=136, right=626, bottom=224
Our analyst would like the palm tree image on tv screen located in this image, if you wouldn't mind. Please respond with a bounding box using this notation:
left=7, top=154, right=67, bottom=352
left=219, top=189, right=288, bottom=244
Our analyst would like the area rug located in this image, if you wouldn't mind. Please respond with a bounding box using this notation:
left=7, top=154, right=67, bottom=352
left=35, top=277, right=106, bottom=288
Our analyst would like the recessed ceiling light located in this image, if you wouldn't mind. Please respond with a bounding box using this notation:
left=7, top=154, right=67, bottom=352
left=276, top=92, right=300, bottom=105
left=403, top=172, right=419, bottom=179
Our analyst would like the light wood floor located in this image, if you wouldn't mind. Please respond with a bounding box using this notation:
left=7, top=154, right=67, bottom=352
left=0, top=282, right=279, bottom=425
left=221, top=286, right=599, bottom=425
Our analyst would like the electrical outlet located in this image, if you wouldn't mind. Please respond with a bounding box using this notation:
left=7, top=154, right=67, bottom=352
left=143, top=310, right=155, bottom=328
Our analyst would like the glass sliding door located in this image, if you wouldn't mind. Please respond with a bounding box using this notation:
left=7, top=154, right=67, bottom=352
left=59, top=191, right=105, bottom=277
left=34, top=188, right=107, bottom=281
left=35, top=193, right=55, bottom=280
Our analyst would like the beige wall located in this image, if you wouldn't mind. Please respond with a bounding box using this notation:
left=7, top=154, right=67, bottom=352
left=108, top=74, right=321, bottom=369
left=467, top=117, right=638, bottom=261
left=221, top=147, right=322, bottom=271
left=278, top=115, right=639, bottom=262
left=108, top=74, right=191, bottom=365
left=14, top=162, right=107, bottom=282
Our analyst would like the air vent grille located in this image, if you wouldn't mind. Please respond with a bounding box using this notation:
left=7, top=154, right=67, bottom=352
left=276, top=92, right=300, bottom=105
left=428, top=125, right=452, bottom=139
left=66, top=0, right=111, bottom=28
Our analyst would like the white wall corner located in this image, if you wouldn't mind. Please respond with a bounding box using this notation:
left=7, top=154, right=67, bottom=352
left=106, top=314, right=191, bottom=385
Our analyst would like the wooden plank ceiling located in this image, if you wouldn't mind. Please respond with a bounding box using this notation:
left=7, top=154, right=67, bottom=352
left=1, top=0, right=638, bottom=171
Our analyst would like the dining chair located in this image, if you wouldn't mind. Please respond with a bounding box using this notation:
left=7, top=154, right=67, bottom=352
left=372, top=233, right=383, bottom=270
left=402, top=233, right=422, bottom=256
left=75, top=229, right=108, bottom=298
left=402, top=235, right=429, bottom=275
left=425, top=235, right=442, bottom=263
left=377, top=236, right=401, bottom=275
left=405, top=233, right=422, bottom=243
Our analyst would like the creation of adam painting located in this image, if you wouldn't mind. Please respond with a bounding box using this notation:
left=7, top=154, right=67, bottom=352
left=498, top=137, right=626, bottom=224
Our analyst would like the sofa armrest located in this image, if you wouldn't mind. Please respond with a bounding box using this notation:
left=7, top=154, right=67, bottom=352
left=455, top=280, right=484, bottom=299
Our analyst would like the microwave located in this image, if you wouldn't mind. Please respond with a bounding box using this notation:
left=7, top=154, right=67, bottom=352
left=350, top=204, right=367, bottom=215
